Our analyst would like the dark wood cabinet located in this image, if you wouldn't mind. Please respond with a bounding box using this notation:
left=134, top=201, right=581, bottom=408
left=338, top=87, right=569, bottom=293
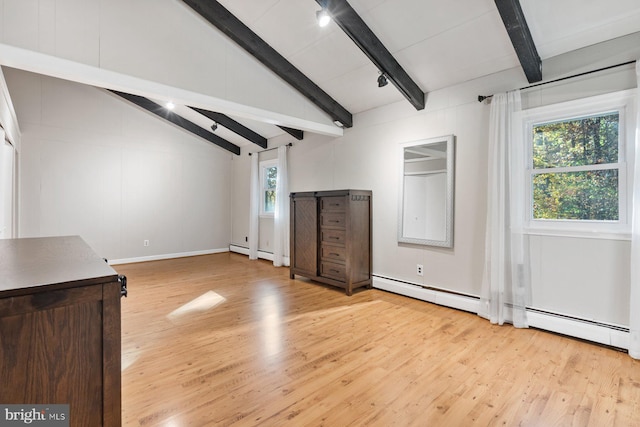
left=290, top=190, right=372, bottom=295
left=0, top=236, right=122, bottom=427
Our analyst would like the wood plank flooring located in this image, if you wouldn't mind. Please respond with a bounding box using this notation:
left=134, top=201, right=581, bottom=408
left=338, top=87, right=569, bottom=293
left=115, top=252, right=640, bottom=426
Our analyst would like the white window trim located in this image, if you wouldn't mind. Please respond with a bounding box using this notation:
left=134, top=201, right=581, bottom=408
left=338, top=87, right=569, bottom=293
left=259, top=159, right=277, bottom=218
left=516, top=89, right=637, bottom=240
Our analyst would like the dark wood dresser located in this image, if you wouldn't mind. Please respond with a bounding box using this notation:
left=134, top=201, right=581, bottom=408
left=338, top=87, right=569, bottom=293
left=0, top=236, right=123, bottom=427
left=290, top=190, right=372, bottom=295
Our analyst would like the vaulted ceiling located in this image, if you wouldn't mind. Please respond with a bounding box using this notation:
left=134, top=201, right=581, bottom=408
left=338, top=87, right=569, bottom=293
left=210, top=0, right=640, bottom=113
left=166, top=0, right=640, bottom=153
left=2, top=0, right=640, bottom=154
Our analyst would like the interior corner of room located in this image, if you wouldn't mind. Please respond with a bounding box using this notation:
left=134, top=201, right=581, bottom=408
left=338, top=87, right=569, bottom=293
left=1, top=0, right=639, bottom=354
left=1, top=0, right=640, bottom=424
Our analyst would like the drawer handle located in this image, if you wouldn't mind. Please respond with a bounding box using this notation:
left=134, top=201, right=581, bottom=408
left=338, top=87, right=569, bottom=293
left=329, top=236, right=340, bottom=240
left=119, top=275, right=128, bottom=298
left=329, top=220, right=340, bottom=223
left=330, top=253, right=340, bottom=257
left=330, top=269, right=340, bottom=274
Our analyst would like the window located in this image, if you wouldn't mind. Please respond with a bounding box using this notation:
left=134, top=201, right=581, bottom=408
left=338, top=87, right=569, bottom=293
left=260, top=160, right=278, bottom=216
left=532, top=112, right=620, bottom=221
left=520, top=90, right=636, bottom=236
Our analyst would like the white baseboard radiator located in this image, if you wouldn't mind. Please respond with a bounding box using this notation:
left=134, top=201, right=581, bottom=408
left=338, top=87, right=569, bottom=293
left=373, top=275, right=630, bottom=352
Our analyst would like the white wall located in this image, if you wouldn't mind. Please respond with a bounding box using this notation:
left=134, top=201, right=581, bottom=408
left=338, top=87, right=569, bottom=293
left=4, top=67, right=232, bottom=261
left=231, top=64, right=637, bottom=328
left=233, top=81, right=495, bottom=297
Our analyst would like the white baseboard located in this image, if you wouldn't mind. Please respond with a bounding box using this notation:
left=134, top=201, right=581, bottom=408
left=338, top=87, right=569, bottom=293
left=109, top=247, right=229, bottom=265
left=229, top=244, right=290, bottom=265
left=373, top=276, right=480, bottom=313
left=526, top=310, right=629, bottom=350
left=373, top=275, right=631, bottom=352
left=109, top=251, right=632, bottom=353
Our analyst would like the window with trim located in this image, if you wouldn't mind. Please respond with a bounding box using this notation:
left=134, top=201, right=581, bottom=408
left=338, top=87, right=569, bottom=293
left=260, top=160, right=278, bottom=216
left=521, top=91, right=635, bottom=236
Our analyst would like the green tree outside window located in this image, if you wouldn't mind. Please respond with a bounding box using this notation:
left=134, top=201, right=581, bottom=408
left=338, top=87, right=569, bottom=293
left=264, top=166, right=277, bottom=214
left=531, top=113, right=619, bottom=221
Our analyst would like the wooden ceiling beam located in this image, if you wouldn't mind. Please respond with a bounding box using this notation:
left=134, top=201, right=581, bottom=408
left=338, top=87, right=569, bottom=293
left=316, top=0, right=425, bottom=111
left=190, top=107, right=267, bottom=148
left=494, top=0, right=542, bottom=83
left=278, top=126, right=304, bottom=141
left=182, top=0, right=353, bottom=128
left=109, top=90, right=241, bottom=155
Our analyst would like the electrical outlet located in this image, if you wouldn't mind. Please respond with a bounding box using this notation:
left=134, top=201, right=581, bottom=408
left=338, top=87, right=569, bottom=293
left=417, top=264, right=423, bottom=276
left=144, top=240, right=149, bottom=247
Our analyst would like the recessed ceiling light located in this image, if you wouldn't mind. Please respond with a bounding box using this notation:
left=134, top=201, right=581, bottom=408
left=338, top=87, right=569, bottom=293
left=165, top=101, right=175, bottom=110
left=316, top=9, right=330, bottom=27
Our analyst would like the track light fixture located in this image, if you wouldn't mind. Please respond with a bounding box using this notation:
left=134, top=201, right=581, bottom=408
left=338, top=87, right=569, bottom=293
left=211, top=122, right=218, bottom=131
left=316, top=9, right=330, bottom=27
left=377, top=73, right=388, bottom=88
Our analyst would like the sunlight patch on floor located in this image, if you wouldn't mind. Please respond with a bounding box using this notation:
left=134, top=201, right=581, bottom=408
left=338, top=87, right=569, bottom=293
left=167, top=290, right=226, bottom=322
left=121, top=346, right=143, bottom=372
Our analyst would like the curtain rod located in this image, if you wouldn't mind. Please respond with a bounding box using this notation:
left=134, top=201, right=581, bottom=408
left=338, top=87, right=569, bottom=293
left=248, top=142, right=292, bottom=156
left=477, top=59, right=637, bottom=102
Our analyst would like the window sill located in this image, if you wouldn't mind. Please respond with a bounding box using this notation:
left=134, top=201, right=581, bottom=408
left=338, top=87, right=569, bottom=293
left=523, top=227, right=631, bottom=241
left=259, top=214, right=274, bottom=219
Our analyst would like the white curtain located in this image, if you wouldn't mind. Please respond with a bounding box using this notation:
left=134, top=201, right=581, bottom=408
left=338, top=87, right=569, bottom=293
left=479, top=90, right=529, bottom=328
left=248, top=154, right=259, bottom=260
left=629, top=61, right=640, bottom=359
left=273, top=145, right=290, bottom=267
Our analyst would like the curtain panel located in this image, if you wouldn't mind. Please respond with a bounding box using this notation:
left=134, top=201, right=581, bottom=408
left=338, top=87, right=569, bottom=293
left=248, top=154, right=259, bottom=260
left=629, top=61, right=640, bottom=359
left=273, top=145, right=290, bottom=267
left=479, top=90, right=529, bottom=328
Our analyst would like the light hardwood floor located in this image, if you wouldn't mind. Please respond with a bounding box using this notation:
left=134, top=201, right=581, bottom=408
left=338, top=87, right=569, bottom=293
left=116, top=253, right=640, bottom=426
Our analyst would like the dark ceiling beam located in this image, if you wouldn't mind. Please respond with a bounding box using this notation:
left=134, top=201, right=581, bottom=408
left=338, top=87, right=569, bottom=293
left=181, top=0, right=353, bottom=128
left=317, top=0, right=425, bottom=111
left=494, top=0, right=542, bottom=83
left=109, top=90, right=241, bottom=155
left=278, top=126, right=304, bottom=141
left=190, top=107, right=267, bottom=148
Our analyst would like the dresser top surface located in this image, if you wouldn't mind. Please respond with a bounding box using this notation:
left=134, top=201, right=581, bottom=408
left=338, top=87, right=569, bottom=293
left=290, top=189, right=372, bottom=198
left=0, top=236, right=118, bottom=295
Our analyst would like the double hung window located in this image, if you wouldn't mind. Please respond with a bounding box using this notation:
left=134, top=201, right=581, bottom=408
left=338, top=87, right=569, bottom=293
left=520, top=90, right=635, bottom=236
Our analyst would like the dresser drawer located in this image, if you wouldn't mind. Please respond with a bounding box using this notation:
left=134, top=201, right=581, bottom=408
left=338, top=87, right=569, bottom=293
left=321, top=229, right=346, bottom=246
left=320, top=196, right=346, bottom=212
left=321, top=212, right=346, bottom=229
left=321, top=245, right=346, bottom=262
left=320, top=261, right=346, bottom=281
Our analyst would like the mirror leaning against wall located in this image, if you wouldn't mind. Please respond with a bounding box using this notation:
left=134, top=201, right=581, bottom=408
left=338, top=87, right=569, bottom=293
left=398, top=135, right=455, bottom=247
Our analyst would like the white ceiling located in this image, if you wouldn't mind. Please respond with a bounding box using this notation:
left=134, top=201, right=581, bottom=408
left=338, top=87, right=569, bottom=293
left=215, top=0, right=640, bottom=116
left=174, top=0, right=640, bottom=149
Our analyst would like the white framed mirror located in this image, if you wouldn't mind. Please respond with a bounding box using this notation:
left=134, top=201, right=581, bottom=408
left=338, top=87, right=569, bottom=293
left=398, top=135, right=455, bottom=247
